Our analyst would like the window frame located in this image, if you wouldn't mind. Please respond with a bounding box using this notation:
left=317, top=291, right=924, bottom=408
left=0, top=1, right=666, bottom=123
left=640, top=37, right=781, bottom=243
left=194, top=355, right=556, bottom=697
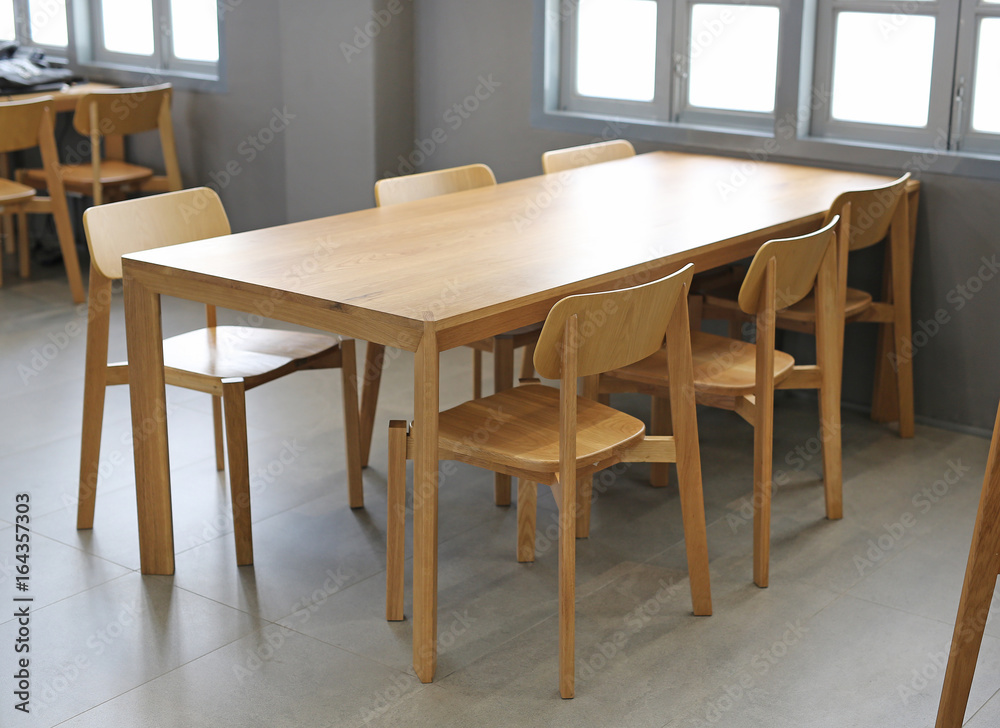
left=2, top=0, right=70, bottom=58
left=951, top=0, right=1000, bottom=154
left=532, top=0, right=1000, bottom=181
left=809, top=0, right=960, bottom=149
left=558, top=0, right=783, bottom=133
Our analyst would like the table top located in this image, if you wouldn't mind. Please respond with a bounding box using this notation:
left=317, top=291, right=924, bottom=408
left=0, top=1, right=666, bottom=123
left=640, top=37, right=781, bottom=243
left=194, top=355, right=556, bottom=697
left=124, top=151, right=898, bottom=348
left=0, top=81, right=118, bottom=112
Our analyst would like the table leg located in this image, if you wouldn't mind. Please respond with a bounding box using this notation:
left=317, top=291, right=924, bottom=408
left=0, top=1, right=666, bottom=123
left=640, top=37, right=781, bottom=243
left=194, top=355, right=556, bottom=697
left=936, top=403, right=1000, bottom=728
left=815, top=239, right=844, bottom=521
left=413, top=322, right=439, bottom=682
left=493, top=337, right=514, bottom=506
left=123, top=273, right=175, bottom=575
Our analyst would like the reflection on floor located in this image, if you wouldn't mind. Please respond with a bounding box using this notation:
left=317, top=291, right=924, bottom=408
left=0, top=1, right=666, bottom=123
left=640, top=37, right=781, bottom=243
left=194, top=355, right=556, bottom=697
left=1, top=266, right=997, bottom=728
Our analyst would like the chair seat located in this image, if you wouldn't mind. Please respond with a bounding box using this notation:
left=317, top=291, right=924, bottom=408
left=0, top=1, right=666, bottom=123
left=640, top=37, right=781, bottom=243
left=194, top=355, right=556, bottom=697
left=22, top=160, right=154, bottom=189
left=160, top=326, right=341, bottom=382
left=0, top=179, right=36, bottom=205
left=604, top=331, right=796, bottom=396
left=438, top=384, right=646, bottom=475
left=703, top=285, right=873, bottom=322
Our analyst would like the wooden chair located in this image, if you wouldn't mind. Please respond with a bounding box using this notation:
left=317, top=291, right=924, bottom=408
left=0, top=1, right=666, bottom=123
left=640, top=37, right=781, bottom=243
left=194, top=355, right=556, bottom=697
left=20, top=83, right=182, bottom=206
left=541, top=139, right=635, bottom=174
left=385, top=264, right=712, bottom=698
left=935, top=399, right=1000, bottom=727
left=601, top=218, right=841, bottom=587
left=0, top=97, right=84, bottom=302
left=77, top=188, right=364, bottom=566
left=700, top=174, right=915, bottom=437
left=373, top=163, right=542, bottom=506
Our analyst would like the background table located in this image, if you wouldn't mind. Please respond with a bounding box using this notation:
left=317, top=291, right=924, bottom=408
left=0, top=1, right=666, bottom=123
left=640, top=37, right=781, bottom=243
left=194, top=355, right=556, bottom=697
left=121, top=151, right=908, bottom=683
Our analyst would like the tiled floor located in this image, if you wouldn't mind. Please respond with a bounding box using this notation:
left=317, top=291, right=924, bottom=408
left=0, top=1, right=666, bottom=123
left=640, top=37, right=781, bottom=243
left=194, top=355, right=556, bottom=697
left=1, top=263, right=999, bottom=728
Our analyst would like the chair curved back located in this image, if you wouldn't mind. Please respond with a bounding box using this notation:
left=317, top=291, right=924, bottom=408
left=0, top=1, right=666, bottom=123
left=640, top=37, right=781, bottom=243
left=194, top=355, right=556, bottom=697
left=73, top=83, right=173, bottom=137
left=374, top=163, right=496, bottom=207
left=541, top=139, right=636, bottom=174
left=534, top=263, right=694, bottom=380
left=738, top=217, right=839, bottom=315
left=0, top=96, right=52, bottom=153
left=823, top=173, right=909, bottom=251
left=83, top=187, right=231, bottom=280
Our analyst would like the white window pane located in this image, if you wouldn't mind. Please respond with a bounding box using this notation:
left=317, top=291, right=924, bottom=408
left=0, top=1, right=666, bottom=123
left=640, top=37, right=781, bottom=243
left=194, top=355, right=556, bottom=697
left=28, top=0, right=67, bottom=47
left=972, top=19, right=1000, bottom=133
left=171, top=0, right=219, bottom=62
left=576, top=0, right=657, bottom=102
left=102, top=0, right=154, bottom=56
left=0, top=1, right=14, bottom=41
left=688, top=4, right=780, bottom=113
left=831, top=12, right=935, bottom=128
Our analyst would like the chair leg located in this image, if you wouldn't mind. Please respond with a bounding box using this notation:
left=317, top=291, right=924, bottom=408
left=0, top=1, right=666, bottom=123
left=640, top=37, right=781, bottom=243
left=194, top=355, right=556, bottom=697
left=650, top=395, right=672, bottom=488
left=575, top=477, right=591, bottom=538
left=472, top=349, right=483, bottom=400
left=870, top=321, right=899, bottom=424
left=359, top=342, right=385, bottom=468
left=386, top=420, right=407, bottom=621
left=493, top=337, right=515, bottom=507
left=339, top=338, right=365, bottom=509
left=517, top=480, right=537, bottom=563
left=222, top=379, right=253, bottom=566
left=519, top=340, right=536, bottom=380
left=16, top=211, right=29, bottom=279
left=78, top=268, right=112, bottom=530
left=77, top=366, right=107, bottom=530
left=211, top=395, right=225, bottom=471
left=891, top=318, right=916, bottom=439
left=555, top=475, right=576, bottom=699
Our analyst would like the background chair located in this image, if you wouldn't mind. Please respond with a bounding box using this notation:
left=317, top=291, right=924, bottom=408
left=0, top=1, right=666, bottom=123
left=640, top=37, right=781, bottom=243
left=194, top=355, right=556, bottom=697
left=77, top=187, right=364, bottom=566
left=700, top=174, right=914, bottom=436
left=385, top=263, right=711, bottom=698
left=935, top=398, right=1000, bottom=727
left=20, top=83, right=182, bottom=206
left=601, top=218, right=841, bottom=587
left=373, top=162, right=541, bottom=506
left=541, top=139, right=635, bottom=174
left=0, top=96, right=84, bottom=302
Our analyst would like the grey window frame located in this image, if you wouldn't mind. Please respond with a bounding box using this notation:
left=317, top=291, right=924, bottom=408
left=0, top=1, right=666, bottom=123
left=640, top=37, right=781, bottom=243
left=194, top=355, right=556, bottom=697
left=532, top=0, right=1000, bottom=181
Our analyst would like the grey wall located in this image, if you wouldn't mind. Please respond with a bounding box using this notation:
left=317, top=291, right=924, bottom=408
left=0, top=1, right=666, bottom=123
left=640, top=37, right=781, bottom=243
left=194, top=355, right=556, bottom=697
left=409, top=0, right=1000, bottom=433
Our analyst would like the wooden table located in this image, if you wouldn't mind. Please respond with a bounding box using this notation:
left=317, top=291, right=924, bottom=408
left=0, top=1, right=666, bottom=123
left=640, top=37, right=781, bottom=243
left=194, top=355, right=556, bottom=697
left=121, top=150, right=904, bottom=684
left=1, top=81, right=119, bottom=113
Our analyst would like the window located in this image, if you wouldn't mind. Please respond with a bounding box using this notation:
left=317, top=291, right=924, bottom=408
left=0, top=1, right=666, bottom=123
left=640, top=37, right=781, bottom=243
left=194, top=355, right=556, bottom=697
left=88, top=0, right=220, bottom=80
left=558, top=0, right=782, bottom=132
left=0, top=1, right=221, bottom=86
left=536, top=0, right=1000, bottom=173
left=0, top=0, right=69, bottom=52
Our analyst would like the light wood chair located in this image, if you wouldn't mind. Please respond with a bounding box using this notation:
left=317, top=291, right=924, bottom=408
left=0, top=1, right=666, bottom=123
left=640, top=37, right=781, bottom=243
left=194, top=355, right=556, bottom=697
left=541, top=139, right=635, bottom=174
left=935, top=399, right=1000, bottom=727
left=373, top=163, right=542, bottom=506
left=385, top=264, right=712, bottom=699
left=700, top=174, right=915, bottom=437
left=20, top=83, right=182, bottom=207
left=601, top=218, right=841, bottom=587
left=0, top=97, right=84, bottom=302
left=77, top=188, right=364, bottom=565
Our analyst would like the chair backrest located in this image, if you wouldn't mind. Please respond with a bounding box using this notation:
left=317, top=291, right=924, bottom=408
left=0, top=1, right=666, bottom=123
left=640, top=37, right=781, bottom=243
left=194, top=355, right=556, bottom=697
left=374, top=163, right=497, bottom=207
left=83, top=187, right=231, bottom=280
left=534, top=264, right=694, bottom=380
left=541, top=139, right=636, bottom=174
left=73, top=83, right=173, bottom=137
left=823, top=173, right=910, bottom=251
left=0, top=96, right=52, bottom=153
left=737, top=217, right=839, bottom=315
